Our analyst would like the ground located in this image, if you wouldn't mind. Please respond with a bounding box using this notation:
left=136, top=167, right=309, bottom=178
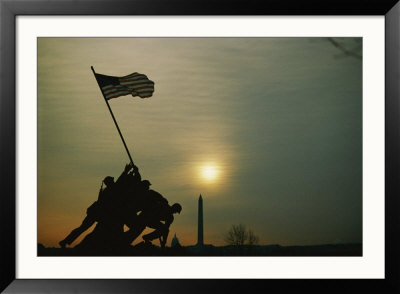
left=37, top=243, right=362, bottom=256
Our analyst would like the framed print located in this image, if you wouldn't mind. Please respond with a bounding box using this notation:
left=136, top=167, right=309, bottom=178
left=1, top=0, right=400, bottom=293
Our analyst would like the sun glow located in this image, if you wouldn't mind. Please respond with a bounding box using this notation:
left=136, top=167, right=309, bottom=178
left=201, top=164, right=218, bottom=181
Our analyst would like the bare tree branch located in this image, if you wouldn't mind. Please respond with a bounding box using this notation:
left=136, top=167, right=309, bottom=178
left=327, top=38, right=362, bottom=60
left=224, top=224, right=259, bottom=246
left=247, top=229, right=259, bottom=245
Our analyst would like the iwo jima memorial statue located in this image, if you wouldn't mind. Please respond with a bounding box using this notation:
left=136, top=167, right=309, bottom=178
left=58, top=67, right=182, bottom=255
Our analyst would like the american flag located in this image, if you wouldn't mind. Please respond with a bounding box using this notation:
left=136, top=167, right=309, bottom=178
left=95, top=72, right=155, bottom=100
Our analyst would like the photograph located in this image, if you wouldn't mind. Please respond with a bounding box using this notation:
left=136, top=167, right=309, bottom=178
left=37, top=37, right=363, bottom=257
left=0, top=0, right=398, bottom=290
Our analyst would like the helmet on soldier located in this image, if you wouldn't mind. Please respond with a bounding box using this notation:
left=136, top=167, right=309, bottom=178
left=103, top=176, right=114, bottom=186
left=171, top=203, right=182, bottom=214
left=141, top=180, right=151, bottom=188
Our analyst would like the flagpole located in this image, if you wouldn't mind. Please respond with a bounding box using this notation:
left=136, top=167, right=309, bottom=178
left=91, top=66, right=135, bottom=167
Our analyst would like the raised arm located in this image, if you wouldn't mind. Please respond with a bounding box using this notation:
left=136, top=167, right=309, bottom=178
left=116, top=162, right=133, bottom=183
left=132, top=165, right=142, bottom=181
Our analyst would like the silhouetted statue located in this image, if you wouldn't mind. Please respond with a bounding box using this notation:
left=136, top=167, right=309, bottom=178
left=123, top=179, right=158, bottom=241
left=119, top=166, right=144, bottom=226
left=124, top=180, right=182, bottom=247
left=59, top=163, right=133, bottom=248
left=142, top=202, right=182, bottom=248
left=59, top=161, right=182, bottom=253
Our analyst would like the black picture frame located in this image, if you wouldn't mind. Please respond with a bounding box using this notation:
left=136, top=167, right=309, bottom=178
left=1, top=0, right=399, bottom=293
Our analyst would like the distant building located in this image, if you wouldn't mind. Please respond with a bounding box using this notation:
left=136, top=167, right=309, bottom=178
left=171, top=233, right=180, bottom=247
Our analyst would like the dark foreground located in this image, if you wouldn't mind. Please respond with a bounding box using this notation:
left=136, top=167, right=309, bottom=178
left=38, top=242, right=362, bottom=256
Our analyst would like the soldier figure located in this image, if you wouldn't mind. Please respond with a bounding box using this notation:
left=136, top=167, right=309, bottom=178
left=124, top=178, right=182, bottom=247
left=141, top=202, right=182, bottom=248
left=59, top=163, right=132, bottom=248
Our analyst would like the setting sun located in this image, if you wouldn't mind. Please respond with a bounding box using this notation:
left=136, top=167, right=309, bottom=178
left=202, top=165, right=218, bottom=181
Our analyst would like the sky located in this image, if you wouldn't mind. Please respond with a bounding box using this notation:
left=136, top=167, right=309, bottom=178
left=38, top=37, right=362, bottom=247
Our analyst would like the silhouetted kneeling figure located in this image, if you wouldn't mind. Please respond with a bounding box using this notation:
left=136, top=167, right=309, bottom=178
left=124, top=180, right=182, bottom=248
left=142, top=203, right=182, bottom=248
left=59, top=163, right=132, bottom=248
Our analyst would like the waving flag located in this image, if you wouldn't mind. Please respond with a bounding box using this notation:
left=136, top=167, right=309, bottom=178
left=95, top=72, right=155, bottom=100
left=91, top=66, right=155, bottom=166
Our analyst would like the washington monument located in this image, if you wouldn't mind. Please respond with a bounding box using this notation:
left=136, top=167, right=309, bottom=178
left=197, top=194, right=203, bottom=246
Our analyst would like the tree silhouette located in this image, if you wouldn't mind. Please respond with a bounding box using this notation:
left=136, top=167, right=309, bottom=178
left=224, top=224, right=259, bottom=246
left=247, top=229, right=260, bottom=245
